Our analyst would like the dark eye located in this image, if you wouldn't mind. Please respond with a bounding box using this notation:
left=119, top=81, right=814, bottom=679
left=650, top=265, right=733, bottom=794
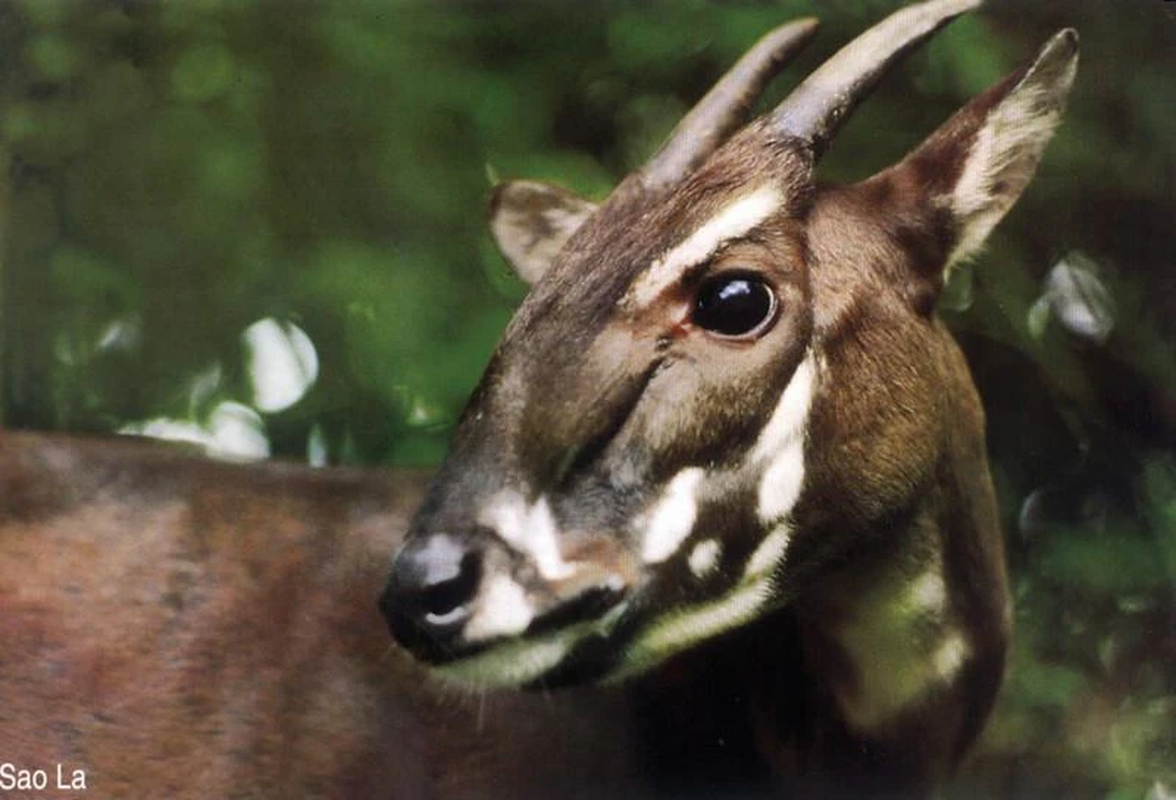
left=692, top=274, right=777, bottom=338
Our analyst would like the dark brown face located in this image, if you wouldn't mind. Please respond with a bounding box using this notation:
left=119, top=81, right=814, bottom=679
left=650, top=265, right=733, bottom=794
left=380, top=134, right=823, bottom=686
left=378, top=0, right=1077, bottom=689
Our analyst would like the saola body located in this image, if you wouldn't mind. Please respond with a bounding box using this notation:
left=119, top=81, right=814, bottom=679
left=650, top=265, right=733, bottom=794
left=384, top=0, right=1078, bottom=793
left=0, top=432, right=649, bottom=798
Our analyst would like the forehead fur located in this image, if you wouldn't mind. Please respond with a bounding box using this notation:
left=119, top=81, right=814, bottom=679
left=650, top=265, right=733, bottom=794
left=502, top=123, right=814, bottom=356
left=451, top=124, right=815, bottom=492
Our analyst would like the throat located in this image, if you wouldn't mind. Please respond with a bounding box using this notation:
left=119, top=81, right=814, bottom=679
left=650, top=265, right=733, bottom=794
left=800, top=545, right=969, bottom=732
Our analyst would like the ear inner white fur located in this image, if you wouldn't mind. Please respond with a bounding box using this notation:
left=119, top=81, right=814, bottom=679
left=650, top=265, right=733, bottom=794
left=489, top=180, right=598, bottom=285
left=946, top=30, right=1079, bottom=268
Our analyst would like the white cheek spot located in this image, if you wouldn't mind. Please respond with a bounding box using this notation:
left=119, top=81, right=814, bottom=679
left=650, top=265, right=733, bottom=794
left=687, top=539, right=722, bottom=579
left=640, top=467, right=705, bottom=564
left=628, top=185, right=782, bottom=307
left=608, top=353, right=819, bottom=680
left=753, top=350, right=818, bottom=525
left=479, top=491, right=574, bottom=580
left=464, top=575, right=536, bottom=643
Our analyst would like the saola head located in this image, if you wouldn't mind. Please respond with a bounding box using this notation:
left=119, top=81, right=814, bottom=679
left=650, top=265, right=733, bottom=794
left=381, top=0, right=1077, bottom=688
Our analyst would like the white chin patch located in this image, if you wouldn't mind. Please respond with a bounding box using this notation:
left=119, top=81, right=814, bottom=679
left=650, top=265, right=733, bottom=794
left=436, top=632, right=577, bottom=689
left=437, top=603, right=630, bottom=689
left=640, top=467, right=705, bottom=564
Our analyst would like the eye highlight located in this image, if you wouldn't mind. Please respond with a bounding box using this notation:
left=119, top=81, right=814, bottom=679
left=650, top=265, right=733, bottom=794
left=692, top=274, right=777, bottom=338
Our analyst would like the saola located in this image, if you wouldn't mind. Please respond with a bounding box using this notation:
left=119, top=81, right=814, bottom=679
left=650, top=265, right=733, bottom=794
left=383, top=0, right=1078, bottom=793
left=0, top=1, right=1077, bottom=797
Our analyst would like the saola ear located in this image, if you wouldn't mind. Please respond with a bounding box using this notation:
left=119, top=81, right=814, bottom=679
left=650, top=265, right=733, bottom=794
left=488, top=180, right=598, bottom=285
left=887, top=28, right=1079, bottom=270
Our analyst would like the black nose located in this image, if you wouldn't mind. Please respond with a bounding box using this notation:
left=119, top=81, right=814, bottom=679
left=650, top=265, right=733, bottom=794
left=380, top=532, right=483, bottom=661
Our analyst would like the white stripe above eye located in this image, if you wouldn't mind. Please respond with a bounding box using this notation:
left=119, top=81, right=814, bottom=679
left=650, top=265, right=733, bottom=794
left=628, top=185, right=782, bottom=307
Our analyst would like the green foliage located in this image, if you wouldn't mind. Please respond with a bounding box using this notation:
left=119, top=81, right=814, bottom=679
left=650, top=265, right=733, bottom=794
left=1, top=1, right=1173, bottom=795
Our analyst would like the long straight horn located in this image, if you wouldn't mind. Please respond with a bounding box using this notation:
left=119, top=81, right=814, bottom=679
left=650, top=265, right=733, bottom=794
left=771, top=0, right=980, bottom=160
left=641, top=17, right=819, bottom=191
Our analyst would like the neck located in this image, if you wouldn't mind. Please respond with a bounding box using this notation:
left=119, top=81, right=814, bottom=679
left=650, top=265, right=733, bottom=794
left=785, top=434, right=1009, bottom=788
left=799, top=501, right=965, bottom=732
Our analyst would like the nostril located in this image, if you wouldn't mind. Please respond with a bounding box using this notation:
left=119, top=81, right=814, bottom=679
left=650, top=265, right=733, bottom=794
left=419, top=550, right=481, bottom=621
left=382, top=532, right=484, bottom=657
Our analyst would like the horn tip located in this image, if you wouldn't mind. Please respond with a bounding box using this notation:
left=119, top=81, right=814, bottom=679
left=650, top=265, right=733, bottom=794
left=758, top=17, right=820, bottom=52
left=1050, top=28, right=1080, bottom=57
left=936, top=0, right=984, bottom=14
left=1030, top=28, right=1080, bottom=77
left=909, top=0, right=983, bottom=18
left=787, top=16, right=820, bottom=35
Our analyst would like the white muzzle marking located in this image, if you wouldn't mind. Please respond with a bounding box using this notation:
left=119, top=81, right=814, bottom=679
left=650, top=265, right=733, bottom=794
left=479, top=491, right=575, bottom=581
